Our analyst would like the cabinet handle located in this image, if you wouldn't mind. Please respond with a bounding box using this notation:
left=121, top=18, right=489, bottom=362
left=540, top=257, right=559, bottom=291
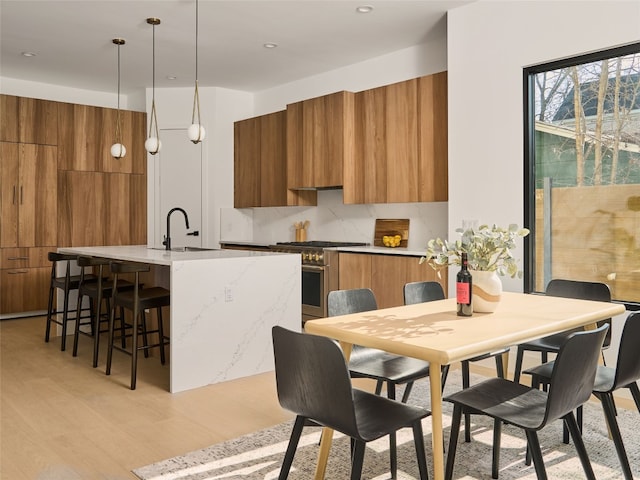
left=13, top=185, right=16, bottom=205
left=20, top=186, right=23, bottom=204
left=8, top=270, right=28, bottom=274
left=7, top=256, right=29, bottom=261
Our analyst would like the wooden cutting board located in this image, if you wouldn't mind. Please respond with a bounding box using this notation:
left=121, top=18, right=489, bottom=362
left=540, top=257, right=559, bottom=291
left=374, top=219, right=410, bottom=247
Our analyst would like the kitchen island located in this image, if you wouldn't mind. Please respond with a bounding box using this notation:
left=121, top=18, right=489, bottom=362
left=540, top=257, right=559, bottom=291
left=58, top=245, right=301, bottom=393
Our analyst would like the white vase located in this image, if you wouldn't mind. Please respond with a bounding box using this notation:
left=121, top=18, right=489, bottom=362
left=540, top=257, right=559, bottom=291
left=470, top=269, right=502, bottom=313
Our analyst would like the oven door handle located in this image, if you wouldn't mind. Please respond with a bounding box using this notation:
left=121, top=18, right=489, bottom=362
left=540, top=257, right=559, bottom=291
left=302, top=265, right=326, bottom=272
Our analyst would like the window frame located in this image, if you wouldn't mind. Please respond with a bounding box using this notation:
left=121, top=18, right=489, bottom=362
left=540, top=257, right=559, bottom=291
left=523, top=41, right=640, bottom=310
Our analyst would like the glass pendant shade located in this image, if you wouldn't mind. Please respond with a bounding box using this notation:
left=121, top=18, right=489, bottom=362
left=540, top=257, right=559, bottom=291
left=188, top=123, right=206, bottom=143
left=145, top=18, right=162, bottom=155
left=111, top=38, right=126, bottom=159
left=110, top=143, right=127, bottom=158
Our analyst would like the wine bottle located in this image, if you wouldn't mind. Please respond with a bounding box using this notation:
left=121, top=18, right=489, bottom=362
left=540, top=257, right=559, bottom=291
left=457, top=252, right=473, bottom=316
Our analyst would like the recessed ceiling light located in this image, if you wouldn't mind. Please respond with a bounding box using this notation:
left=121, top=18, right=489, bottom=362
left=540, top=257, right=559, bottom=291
left=263, top=43, right=278, bottom=49
left=21, top=51, right=37, bottom=57
left=356, top=5, right=373, bottom=13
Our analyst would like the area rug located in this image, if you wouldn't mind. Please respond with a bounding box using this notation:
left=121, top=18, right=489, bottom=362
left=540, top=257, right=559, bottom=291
left=133, top=372, right=640, bottom=480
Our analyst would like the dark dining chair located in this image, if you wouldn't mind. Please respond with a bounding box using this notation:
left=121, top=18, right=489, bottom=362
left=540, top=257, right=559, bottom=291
left=513, top=279, right=612, bottom=384
left=327, top=288, right=435, bottom=479
left=444, top=324, right=608, bottom=480
left=272, top=326, right=431, bottom=480
left=403, top=280, right=511, bottom=442
left=525, top=312, right=640, bottom=480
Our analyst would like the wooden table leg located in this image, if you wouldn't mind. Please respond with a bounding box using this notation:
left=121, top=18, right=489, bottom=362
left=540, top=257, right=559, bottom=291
left=313, top=341, right=354, bottom=480
left=429, top=362, right=445, bottom=480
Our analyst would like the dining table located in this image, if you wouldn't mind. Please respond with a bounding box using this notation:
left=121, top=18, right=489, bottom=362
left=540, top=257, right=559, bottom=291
left=304, top=291, right=626, bottom=480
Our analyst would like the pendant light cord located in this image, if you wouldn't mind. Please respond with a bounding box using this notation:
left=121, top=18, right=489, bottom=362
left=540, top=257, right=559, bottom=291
left=115, top=41, right=122, bottom=144
left=191, top=0, right=201, bottom=126
left=149, top=21, right=159, bottom=140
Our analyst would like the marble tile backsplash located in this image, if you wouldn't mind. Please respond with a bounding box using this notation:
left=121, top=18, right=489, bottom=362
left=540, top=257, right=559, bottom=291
left=220, top=189, right=448, bottom=252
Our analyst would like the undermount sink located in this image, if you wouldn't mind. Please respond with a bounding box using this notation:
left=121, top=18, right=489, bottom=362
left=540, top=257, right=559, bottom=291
left=149, top=246, right=216, bottom=252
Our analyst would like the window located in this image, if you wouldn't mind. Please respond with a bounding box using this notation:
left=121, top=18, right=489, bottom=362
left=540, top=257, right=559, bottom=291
left=524, top=43, right=640, bottom=307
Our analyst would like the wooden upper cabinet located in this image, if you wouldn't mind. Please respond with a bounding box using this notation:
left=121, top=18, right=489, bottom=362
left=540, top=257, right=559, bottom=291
left=58, top=102, right=146, bottom=174
left=0, top=95, right=20, bottom=142
left=0, top=142, right=57, bottom=248
left=418, top=71, right=448, bottom=202
left=0, top=95, right=57, bottom=145
left=19, top=97, right=58, bottom=145
left=287, top=91, right=355, bottom=189
left=347, top=72, right=448, bottom=204
left=234, top=116, right=261, bottom=208
left=235, top=110, right=315, bottom=208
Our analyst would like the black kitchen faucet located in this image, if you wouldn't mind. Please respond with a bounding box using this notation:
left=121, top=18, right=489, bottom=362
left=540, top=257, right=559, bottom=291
left=163, top=207, right=190, bottom=250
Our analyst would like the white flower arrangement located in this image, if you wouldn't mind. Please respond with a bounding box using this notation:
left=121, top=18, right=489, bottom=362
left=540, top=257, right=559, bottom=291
left=421, top=224, right=530, bottom=278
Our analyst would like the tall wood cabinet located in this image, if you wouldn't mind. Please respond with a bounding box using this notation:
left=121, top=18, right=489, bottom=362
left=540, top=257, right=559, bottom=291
left=338, top=252, right=446, bottom=309
left=346, top=72, right=448, bottom=204
left=0, top=143, right=58, bottom=248
left=0, top=93, right=147, bottom=315
left=234, top=110, right=315, bottom=207
left=0, top=95, right=59, bottom=315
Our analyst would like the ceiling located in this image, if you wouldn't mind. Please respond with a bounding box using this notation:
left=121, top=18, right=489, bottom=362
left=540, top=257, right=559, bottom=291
left=0, top=0, right=474, bottom=95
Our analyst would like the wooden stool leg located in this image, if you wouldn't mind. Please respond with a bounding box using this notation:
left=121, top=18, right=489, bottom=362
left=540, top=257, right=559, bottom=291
left=140, top=310, right=150, bottom=358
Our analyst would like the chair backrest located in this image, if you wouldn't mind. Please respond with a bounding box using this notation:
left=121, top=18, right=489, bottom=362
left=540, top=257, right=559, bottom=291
left=545, top=279, right=613, bottom=347
left=544, top=324, right=608, bottom=425
left=327, top=288, right=377, bottom=317
left=272, top=326, right=360, bottom=437
left=48, top=251, right=77, bottom=281
left=403, top=281, right=445, bottom=305
left=612, top=312, right=640, bottom=390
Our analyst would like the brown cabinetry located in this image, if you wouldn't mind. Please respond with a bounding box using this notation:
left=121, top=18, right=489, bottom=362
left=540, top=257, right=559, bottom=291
left=234, top=110, right=315, bottom=207
left=0, top=247, right=51, bottom=313
left=346, top=72, right=448, bottom=204
left=287, top=91, right=355, bottom=189
left=0, top=95, right=58, bottom=145
left=57, top=171, right=146, bottom=247
left=338, top=252, right=446, bottom=309
left=57, top=102, right=146, bottom=174
left=1, top=142, right=57, bottom=248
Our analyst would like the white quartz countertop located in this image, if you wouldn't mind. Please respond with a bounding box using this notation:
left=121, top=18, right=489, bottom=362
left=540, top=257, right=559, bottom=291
left=332, top=245, right=427, bottom=257
left=58, top=245, right=286, bottom=266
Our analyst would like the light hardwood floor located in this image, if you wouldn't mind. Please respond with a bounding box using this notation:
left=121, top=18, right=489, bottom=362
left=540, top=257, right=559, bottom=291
left=2, top=315, right=635, bottom=479
left=0, top=316, right=292, bottom=479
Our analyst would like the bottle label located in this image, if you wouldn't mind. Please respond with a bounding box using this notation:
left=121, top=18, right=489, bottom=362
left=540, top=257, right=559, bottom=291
left=457, top=282, right=470, bottom=304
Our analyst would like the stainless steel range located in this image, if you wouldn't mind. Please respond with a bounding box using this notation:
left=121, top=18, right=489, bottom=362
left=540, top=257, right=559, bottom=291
left=270, top=241, right=368, bottom=324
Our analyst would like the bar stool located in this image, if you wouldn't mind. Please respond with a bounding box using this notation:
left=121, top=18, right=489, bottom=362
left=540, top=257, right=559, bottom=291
left=45, top=252, right=97, bottom=351
left=105, top=261, right=170, bottom=390
left=72, top=256, right=134, bottom=368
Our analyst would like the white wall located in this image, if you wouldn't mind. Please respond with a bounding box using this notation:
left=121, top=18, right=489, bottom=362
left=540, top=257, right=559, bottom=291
left=0, top=76, right=144, bottom=110
left=447, top=0, right=640, bottom=294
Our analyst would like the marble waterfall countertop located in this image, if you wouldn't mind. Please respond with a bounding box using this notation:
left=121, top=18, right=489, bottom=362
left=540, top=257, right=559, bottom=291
left=61, top=244, right=282, bottom=265
left=58, top=245, right=301, bottom=393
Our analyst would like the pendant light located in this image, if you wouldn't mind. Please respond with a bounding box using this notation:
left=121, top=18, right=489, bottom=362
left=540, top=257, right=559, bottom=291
left=145, top=18, right=162, bottom=155
left=188, top=0, right=205, bottom=143
left=110, top=38, right=127, bottom=159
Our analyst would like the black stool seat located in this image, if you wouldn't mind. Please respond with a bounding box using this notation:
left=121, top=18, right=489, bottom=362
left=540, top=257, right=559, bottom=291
left=113, top=287, right=171, bottom=311
left=106, top=261, right=170, bottom=390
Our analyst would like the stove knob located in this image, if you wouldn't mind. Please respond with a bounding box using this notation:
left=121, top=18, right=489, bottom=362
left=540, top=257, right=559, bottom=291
left=318, top=252, right=324, bottom=263
left=302, top=252, right=309, bottom=262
